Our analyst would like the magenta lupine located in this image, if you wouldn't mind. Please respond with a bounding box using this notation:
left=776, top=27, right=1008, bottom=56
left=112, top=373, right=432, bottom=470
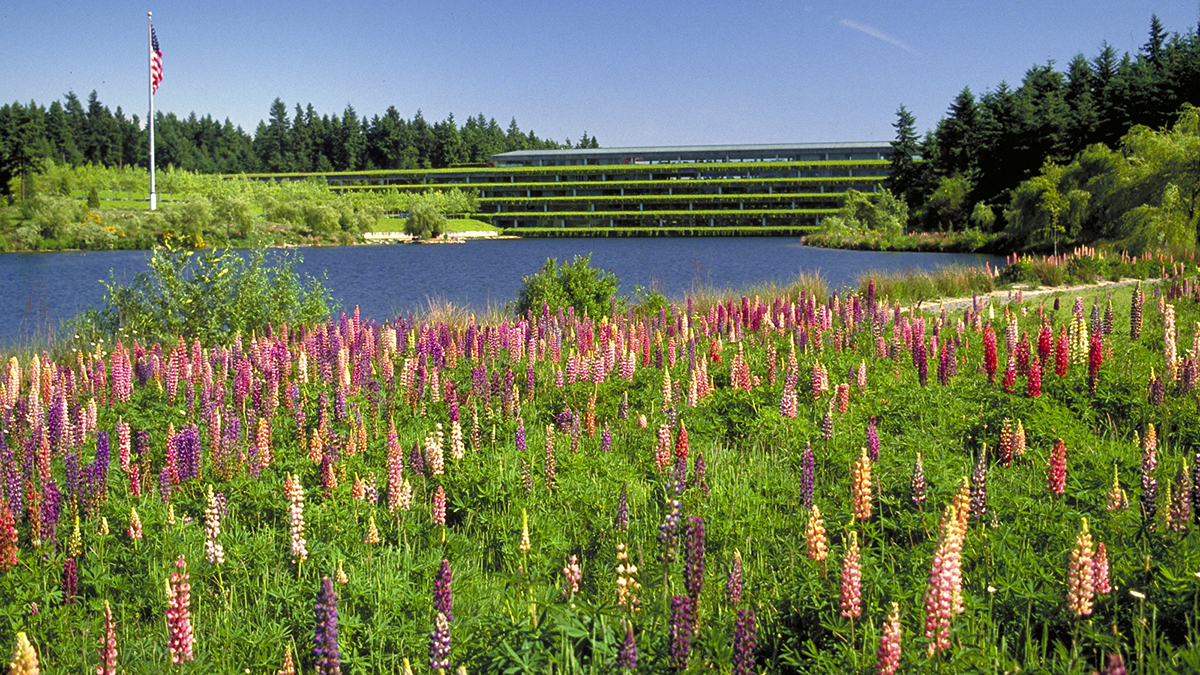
left=668, top=595, right=694, bottom=671
left=983, top=322, right=998, bottom=384
left=876, top=601, right=902, bottom=675
left=166, top=555, right=194, bottom=663
left=313, top=576, right=341, bottom=675
left=1003, top=354, right=1017, bottom=392
left=1055, top=326, right=1070, bottom=377
left=1067, top=518, right=1095, bottom=617
left=97, top=599, right=118, bottom=675
left=840, top=530, right=862, bottom=619
left=1106, top=653, right=1128, bottom=675
left=1027, top=354, right=1042, bottom=397
left=732, top=608, right=757, bottom=675
left=434, top=558, right=453, bottom=622
left=1169, top=458, right=1191, bottom=533
left=1089, top=333, right=1104, bottom=392
left=1193, top=452, right=1200, bottom=527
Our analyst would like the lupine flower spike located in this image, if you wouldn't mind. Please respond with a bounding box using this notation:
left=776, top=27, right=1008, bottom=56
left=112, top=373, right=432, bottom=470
left=97, top=600, right=117, bottom=675
left=805, top=505, right=829, bottom=563
left=732, top=608, right=757, bottom=675
left=839, top=529, right=862, bottom=619
left=1067, top=518, right=1095, bottom=617
left=852, top=447, right=873, bottom=521
left=1048, top=438, right=1067, bottom=496
left=8, top=632, right=38, bottom=675
left=313, top=576, right=341, bottom=675
left=166, top=555, right=194, bottom=663
left=876, top=601, right=902, bottom=675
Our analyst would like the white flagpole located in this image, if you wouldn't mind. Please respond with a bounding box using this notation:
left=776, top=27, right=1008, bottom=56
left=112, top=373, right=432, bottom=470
left=148, top=11, right=157, bottom=210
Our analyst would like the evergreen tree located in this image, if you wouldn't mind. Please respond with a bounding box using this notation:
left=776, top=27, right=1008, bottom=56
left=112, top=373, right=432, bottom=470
left=885, top=105, right=922, bottom=212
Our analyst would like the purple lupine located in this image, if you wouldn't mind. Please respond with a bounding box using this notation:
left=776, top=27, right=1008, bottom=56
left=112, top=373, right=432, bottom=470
left=725, top=550, right=743, bottom=605
left=970, top=445, right=988, bottom=520
left=732, top=608, right=757, bottom=675
left=175, top=425, right=201, bottom=484
left=64, top=452, right=81, bottom=503
left=515, top=418, right=527, bottom=454
left=684, top=516, right=705, bottom=604
left=618, top=391, right=629, bottom=420
left=658, top=499, right=682, bottom=563
left=672, top=455, right=688, bottom=495
left=601, top=422, right=612, bottom=453
left=428, top=612, right=452, bottom=671
left=668, top=595, right=694, bottom=672
left=866, top=417, right=880, bottom=462
left=42, top=480, right=62, bottom=552
left=313, top=576, right=340, bottom=675
left=0, top=436, right=21, bottom=519
left=615, top=481, right=629, bottom=531
left=410, top=442, right=425, bottom=478
left=1192, top=452, right=1200, bottom=527
left=434, top=558, right=452, bottom=622
left=694, top=451, right=708, bottom=498
left=616, top=620, right=637, bottom=670
left=798, top=442, right=815, bottom=508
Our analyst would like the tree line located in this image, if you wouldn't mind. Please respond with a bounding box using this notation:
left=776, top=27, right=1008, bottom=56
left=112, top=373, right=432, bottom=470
left=0, top=94, right=601, bottom=197
left=888, top=14, right=1200, bottom=235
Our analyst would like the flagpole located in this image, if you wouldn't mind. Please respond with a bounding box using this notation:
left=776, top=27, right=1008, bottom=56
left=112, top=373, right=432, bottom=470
left=148, top=11, right=157, bottom=211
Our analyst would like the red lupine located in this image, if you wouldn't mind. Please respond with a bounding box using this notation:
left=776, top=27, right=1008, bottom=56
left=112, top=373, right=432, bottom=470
left=1049, top=439, right=1068, bottom=496
left=1055, top=326, right=1070, bottom=377
left=1088, top=333, right=1104, bottom=392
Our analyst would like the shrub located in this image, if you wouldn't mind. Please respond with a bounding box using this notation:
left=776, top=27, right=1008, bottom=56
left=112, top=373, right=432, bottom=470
left=513, top=255, right=620, bottom=319
left=404, top=199, right=446, bottom=240
left=69, top=246, right=336, bottom=345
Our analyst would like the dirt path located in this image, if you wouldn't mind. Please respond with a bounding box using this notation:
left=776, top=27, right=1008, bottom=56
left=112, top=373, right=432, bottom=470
left=917, top=277, right=1149, bottom=313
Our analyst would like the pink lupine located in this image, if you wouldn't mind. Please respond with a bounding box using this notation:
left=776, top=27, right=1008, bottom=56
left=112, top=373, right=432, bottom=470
left=876, top=601, right=902, bottom=675
left=386, top=421, right=404, bottom=512
left=128, top=507, right=143, bottom=542
left=1093, top=541, right=1112, bottom=595
left=256, top=417, right=272, bottom=471
left=1067, top=518, right=1095, bottom=617
left=204, top=484, right=224, bottom=565
left=166, top=555, right=194, bottom=663
left=839, top=530, right=862, bottom=619
left=562, top=554, right=582, bottom=597
left=97, top=599, right=118, bottom=675
left=923, top=480, right=969, bottom=656
left=655, top=424, right=672, bottom=472
left=432, top=485, right=446, bottom=527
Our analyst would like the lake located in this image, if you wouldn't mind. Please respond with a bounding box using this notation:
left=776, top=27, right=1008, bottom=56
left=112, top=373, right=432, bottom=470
left=0, top=238, right=1001, bottom=347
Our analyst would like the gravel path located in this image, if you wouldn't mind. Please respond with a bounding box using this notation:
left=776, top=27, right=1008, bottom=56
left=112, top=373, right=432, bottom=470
left=917, top=277, right=1149, bottom=313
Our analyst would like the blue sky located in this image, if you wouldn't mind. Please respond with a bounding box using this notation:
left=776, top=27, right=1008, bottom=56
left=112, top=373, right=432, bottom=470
left=2, top=1, right=1196, bottom=147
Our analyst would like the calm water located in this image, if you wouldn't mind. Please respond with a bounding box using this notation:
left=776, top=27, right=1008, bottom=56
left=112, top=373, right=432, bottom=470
left=0, top=238, right=1000, bottom=347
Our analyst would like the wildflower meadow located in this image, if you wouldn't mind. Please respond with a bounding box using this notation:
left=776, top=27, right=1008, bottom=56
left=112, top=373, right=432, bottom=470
left=4, top=253, right=1200, bottom=674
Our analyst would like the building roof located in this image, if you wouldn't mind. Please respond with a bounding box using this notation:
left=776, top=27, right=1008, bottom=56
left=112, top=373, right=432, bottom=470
left=490, top=141, right=890, bottom=164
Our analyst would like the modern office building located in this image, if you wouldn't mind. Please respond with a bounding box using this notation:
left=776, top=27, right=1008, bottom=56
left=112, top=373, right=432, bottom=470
left=319, top=141, right=891, bottom=230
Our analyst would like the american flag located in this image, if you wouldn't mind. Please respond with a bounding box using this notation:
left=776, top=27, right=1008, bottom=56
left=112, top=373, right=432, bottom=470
left=150, top=24, right=163, bottom=94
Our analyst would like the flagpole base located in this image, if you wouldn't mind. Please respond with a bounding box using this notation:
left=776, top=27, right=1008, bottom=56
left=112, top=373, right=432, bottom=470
left=150, top=193, right=157, bottom=211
